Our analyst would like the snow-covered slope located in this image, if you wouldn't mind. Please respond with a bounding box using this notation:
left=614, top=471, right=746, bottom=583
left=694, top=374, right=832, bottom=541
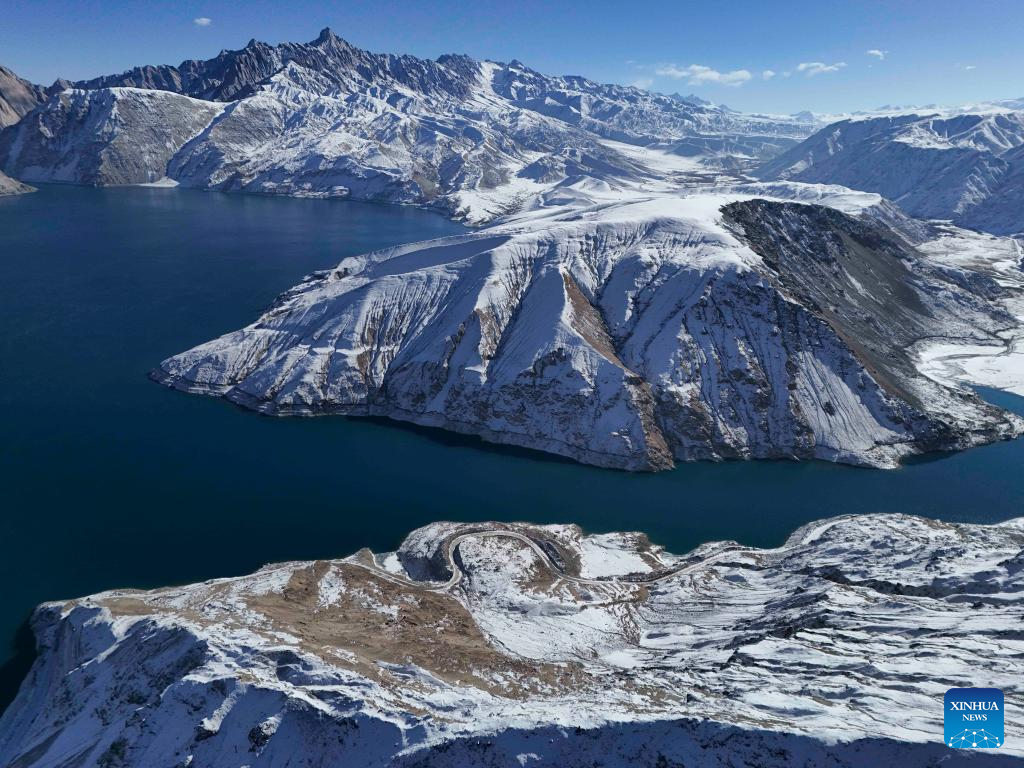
left=2, top=513, right=1021, bottom=767
left=160, top=62, right=652, bottom=219
left=0, top=30, right=813, bottom=220
left=152, top=188, right=1023, bottom=470
left=915, top=227, right=1024, bottom=396
left=757, top=112, right=1024, bottom=235
left=0, top=88, right=223, bottom=186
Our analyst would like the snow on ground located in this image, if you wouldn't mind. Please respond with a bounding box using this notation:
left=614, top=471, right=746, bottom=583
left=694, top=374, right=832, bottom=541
left=152, top=180, right=1024, bottom=472
left=916, top=228, right=1024, bottom=395
left=137, top=177, right=180, bottom=188
left=3, top=514, right=1023, bottom=767
left=918, top=328, right=1024, bottom=396
left=576, top=534, right=660, bottom=578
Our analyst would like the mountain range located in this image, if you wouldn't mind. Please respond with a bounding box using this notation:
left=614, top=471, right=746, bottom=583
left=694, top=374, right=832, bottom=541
left=5, top=31, right=1024, bottom=235
left=758, top=111, right=1024, bottom=235
left=4, top=33, right=1023, bottom=235
left=0, top=29, right=814, bottom=222
left=1, top=29, right=1022, bottom=471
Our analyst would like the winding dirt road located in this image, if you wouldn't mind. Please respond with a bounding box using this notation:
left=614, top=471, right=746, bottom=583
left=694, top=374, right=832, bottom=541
left=347, top=519, right=846, bottom=592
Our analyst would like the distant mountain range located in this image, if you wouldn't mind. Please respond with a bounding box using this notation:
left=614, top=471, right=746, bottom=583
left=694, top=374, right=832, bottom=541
left=4, top=37, right=1023, bottom=233
left=758, top=111, right=1024, bottom=235
left=796, top=97, right=1024, bottom=125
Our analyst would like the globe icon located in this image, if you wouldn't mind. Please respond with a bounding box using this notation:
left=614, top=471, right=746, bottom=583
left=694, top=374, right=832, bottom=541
left=948, top=728, right=1001, bottom=749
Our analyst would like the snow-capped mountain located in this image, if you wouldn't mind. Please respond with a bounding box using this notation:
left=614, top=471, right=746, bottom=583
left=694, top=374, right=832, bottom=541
left=792, top=96, right=1024, bottom=126
left=0, top=30, right=814, bottom=222
left=758, top=111, right=1024, bottom=235
left=63, top=28, right=811, bottom=148
left=2, top=30, right=1024, bottom=768
left=3, top=32, right=1023, bottom=469
left=2, top=513, right=1021, bottom=766
left=153, top=183, right=1024, bottom=471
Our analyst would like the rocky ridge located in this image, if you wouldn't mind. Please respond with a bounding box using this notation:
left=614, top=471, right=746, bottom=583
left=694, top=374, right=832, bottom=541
left=1, top=513, right=1021, bottom=766
left=0, top=65, right=47, bottom=128
left=0, top=88, right=223, bottom=185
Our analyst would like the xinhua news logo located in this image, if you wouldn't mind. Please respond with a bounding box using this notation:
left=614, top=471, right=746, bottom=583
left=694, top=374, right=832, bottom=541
left=945, top=688, right=1004, bottom=749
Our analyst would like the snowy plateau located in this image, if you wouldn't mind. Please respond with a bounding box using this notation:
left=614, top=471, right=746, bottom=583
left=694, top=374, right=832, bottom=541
left=2, top=27, right=1024, bottom=767
left=1, top=514, right=1022, bottom=766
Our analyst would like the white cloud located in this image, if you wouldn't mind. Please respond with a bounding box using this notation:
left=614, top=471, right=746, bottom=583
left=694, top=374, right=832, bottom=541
left=655, top=64, right=752, bottom=87
left=630, top=77, right=654, bottom=90
left=762, top=69, right=776, bottom=80
left=865, top=49, right=887, bottom=60
left=796, top=61, right=847, bottom=77
left=965, top=65, right=977, bottom=70
left=193, top=17, right=212, bottom=27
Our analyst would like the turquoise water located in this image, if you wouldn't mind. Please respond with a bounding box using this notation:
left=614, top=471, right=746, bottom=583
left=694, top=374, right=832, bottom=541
left=1, top=185, right=1023, bottom=708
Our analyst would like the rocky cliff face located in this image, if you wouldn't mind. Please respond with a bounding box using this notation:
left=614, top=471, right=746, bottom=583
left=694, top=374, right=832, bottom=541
left=757, top=112, right=1024, bottom=236
left=152, top=189, right=1023, bottom=470
left=70, top=28, right=480, bottom=104
left=0, top=88, right=223, bottom=186
left=0, top=65, right=46, bottom=128
left=1, top=513, right=1021, bottom=767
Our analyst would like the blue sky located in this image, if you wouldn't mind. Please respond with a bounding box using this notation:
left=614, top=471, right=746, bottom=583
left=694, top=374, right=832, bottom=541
left=2, top=0, right=1021, bottom=113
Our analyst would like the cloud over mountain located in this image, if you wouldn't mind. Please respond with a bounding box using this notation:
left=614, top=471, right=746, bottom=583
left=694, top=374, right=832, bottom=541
left=655, top=64, right=752, bottom=87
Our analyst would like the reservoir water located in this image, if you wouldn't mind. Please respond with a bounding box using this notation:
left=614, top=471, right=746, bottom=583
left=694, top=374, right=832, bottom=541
left=2, top=184, right=1023, bottom=709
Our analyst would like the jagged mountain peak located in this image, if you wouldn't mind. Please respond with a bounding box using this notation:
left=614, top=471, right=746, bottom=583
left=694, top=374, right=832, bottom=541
left=671, top=92, right=712, bottom=107
left=1, top=28, right=819, bottom=224
left=10, top=27, right=816, bottom=154
left=47, top=77, right=71, bottom=93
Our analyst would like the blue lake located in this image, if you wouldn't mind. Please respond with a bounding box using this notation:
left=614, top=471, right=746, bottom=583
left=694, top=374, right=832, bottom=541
left=1, top=184, right=1022, bottom=708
